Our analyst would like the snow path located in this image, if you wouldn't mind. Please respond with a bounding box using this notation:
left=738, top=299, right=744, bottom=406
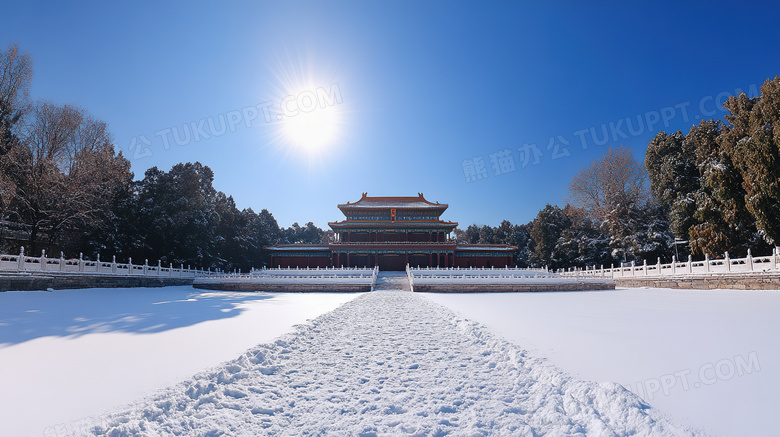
left=94, top=290, right=701, bottom=436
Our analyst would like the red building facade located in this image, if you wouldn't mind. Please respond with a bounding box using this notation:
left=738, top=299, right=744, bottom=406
left=267, top=193, right=515, bottom=270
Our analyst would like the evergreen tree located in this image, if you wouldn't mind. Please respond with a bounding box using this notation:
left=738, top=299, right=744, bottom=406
left=477, top=225, right=495, bottom=244
left=553, top=205, right=612, bottom=268
left=280, top=221, right=325, bottom=244
left=645, top=131, right=699, bottom=240
left=464, top=224, right=480, bottom=244
left=687, top=119, right=763, bottom=256
left=134, top=162, right=220, bottom=267
left=530, top=204, right=571, bottom=269
left=509, top=223, right=533, bottom=267
left=724, top=77, right=780, bottom=246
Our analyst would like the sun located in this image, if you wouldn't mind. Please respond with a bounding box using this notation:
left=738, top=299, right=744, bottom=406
left=280, top=103, right=339, bottom=152
left=265, top=51, right=347, bottom=156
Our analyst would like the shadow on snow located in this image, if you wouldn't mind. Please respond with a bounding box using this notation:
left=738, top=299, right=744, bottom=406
left=0, top=286, right=274, bottom=346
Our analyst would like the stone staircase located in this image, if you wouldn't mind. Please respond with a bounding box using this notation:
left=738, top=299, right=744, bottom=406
left=373, top=271, right=411, bottom=291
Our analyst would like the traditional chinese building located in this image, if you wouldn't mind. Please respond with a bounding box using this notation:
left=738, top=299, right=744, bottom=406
left=267, top=193, right=516, bottom=270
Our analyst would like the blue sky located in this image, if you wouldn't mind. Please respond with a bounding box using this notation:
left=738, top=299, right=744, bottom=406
left=4, top=2, right=780, bottom=229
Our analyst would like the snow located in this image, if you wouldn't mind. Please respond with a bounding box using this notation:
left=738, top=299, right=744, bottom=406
left=0, top=286, right=359, bottom=437
left=4, top=282, right=769, bottom=436
left=89, top=290, right=699, bottom=436
left=423, top=288, right=780, bottom=437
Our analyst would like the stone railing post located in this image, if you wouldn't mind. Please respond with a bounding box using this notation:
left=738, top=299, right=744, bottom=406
left=773, top=247, right=778, bottom=270
left=60, top=252, right=65, bottom=272
left=747, top=249, right=753, bottom=271
left=157, top=260, right=162, bottom=276
left=18, top=246, right=25, bottom=271
left=725, top=252, right=731, bottom=272
left=128, top=257, right=133, bottom=275
left=39, top=249, right=46, bottom=271
left=671, top=256, right=676, bottom=274
left=96, top=254, right=101, bottom=273
left=643, top=259, right=648, bottom=276
left=79, top=252, right=84, bottom=272
left=705, top=254, right=710, bottom=272
left=169, top=262, right=173, bottom=277
left=143, top=259, right=148, bottom=276
left=687, top=255, right=692, bottom=273
left=112, top=255, right=117, bottom=274
left=656, top=257, right=661, bottom=277
left=631, top=260, right=636, bottom=277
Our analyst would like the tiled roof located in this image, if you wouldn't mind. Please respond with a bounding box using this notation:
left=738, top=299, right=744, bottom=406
left=338, top=193, right=448, bottom=209
left=329, top=221, right=458, bottom=228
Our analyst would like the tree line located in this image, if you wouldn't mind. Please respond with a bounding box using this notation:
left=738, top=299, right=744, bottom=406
left=4, top=43, right=777, bottom=271
left=0, top=44, right=323, bottom=271
left=466, top=76, right=780, bottom=269
left=645, top=77, right=780, bottom=258
left=455, top=148, right=673, bottom=270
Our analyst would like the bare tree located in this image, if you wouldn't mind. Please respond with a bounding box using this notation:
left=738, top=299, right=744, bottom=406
left=0, top=43, right=33, bottom=139
left=8, top=102, right=131, bottom=251
left=569, top=147, right=652, bottom=260
left=570, top=147, right=647, bottom=220
left=0, top=43, right=33, bottom=213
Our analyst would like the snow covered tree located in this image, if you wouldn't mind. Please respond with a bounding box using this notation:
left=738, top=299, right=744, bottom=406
left=571, top=147, right=658, bottom=261
left=133, top=162, right=220, bottom=267
left=530, top=204, right=571, bottom=269
left=685, top=119, right=763, bottom=257
left=4, top=102, right=131, bottom=253
left=509, top=223, right=533, bottom=267
left=552, top=205, right=613, bottom=268
left=452, top=227, right=467, bottom=244
left=477, top=224, right=496, bottom=244
left=0, top=43, right=33, bottom=221
left=723, top=77, right=780, bottom=246
left=464, top=224, right=480, bottom=244
left=645, top=131, right=699, bottom=240
left=646, top=78, right=780, bottom=257
left=494, top=220, right=533, bottom=267
left=280, top=222, right=325, bottom=244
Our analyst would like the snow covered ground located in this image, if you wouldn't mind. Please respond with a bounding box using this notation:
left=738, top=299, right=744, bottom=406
left=423, top=288, right=780, bottom=437
left=2, top=284, right=771, bottom=436
left=90, top=290, right=699, bottom=436
left=0, top=287, right=359, bottom=437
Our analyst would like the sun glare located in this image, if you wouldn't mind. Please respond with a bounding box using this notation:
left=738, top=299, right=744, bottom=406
left=281, top=102, right=339, bottom=151
left=266, top=51, right=346, bottom=157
